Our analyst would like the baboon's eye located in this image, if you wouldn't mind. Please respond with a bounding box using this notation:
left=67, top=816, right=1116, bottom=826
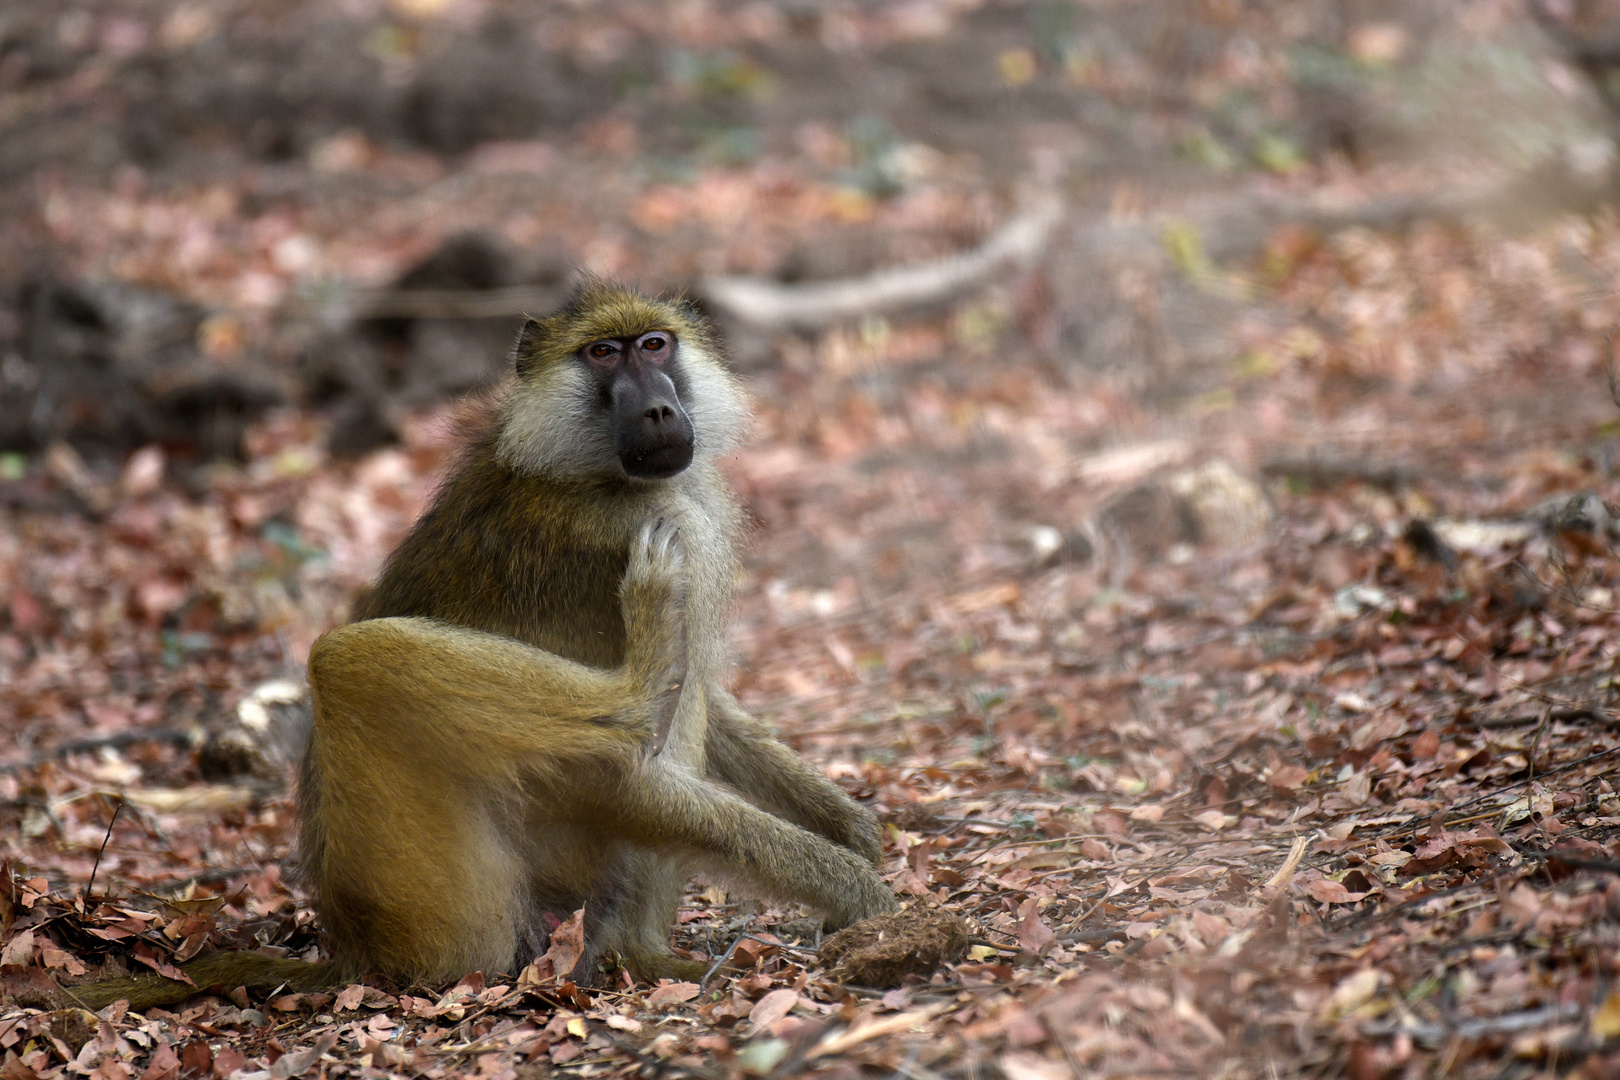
left=639, top=333, right=668, bottom=356
left=588, top=341, right=618, bottom=360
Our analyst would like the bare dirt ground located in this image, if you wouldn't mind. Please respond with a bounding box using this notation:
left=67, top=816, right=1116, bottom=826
left=6, top=1, right=1620, bottom=1077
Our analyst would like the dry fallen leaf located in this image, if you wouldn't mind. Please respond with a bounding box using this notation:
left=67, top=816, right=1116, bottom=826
left=1017, top=899, right=1056, bottom=956
left=647, top=982, right=702, bottom=1008
left=748, top=988, right=800, bottom=1031
left=1321, top=969, right=1381, bottom=1021
left=1592, top=988, right=1620, bottom=1040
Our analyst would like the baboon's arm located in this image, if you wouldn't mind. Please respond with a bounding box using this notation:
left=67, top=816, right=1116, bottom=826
left=705, top=687, right=885, bottom=865
left=606, top=759, right=898, bottom=930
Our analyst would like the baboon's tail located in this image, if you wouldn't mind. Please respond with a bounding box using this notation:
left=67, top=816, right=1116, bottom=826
left=66, top=952, right=344, bottom=1011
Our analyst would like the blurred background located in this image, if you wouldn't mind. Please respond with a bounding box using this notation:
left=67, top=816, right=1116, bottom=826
left=5, top=0, right=1620, bottom=732
left=6, top=2, right=1620, bottom=1071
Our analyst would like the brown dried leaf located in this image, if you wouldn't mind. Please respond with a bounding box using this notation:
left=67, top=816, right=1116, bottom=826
left=1412, top=728, right=1440, bottom=759
left=1269, top=765, right=1308, bottom=793
left=0, top=928, right=36, bottom=968
left=1017, top=899, right=1056, bottom=956
left=748, top=988, right=800, bottom=1030
left=132, top=944, right=193, bottom=986
left=539, top=909, right=585, bottom=980
left=647, top=982, right=701, bottom=1008
left=1304, top=879, right=1366, bottom=904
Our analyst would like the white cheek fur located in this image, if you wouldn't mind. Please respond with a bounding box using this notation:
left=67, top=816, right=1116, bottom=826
left=496, top=365, right=617, bottom=478
left=495, top=346, right=750, bottom=480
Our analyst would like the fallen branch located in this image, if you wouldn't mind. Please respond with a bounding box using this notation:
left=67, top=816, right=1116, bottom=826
left=701, top=196, right=1065, bottom=330
left=118, top=785, right=262, bottom=814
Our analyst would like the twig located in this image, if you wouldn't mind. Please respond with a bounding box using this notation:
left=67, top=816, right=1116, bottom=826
left=587, top=1019, right=726, bottom=1080
left=1361, top=1001, right=1585, bottom=1047
left=1059, top=852, right=1195, bottom=934
left=924, top=811, right=983, bottom=838
left=1514, top=846, right=1620, bottom=875
left=137, top=868, right=262, bottom=899
left=954, top=833, right=1142, bottom=869
left=1340, top=869, right=1519, bottom=928
left=1259, top=456, right=1423, bottom=490
left=1608, top=339, right=1620, bottom=413
left=1044, top=1017, right=1087, bottom=1080
left=889, top=1044, right=952, bottom=1080
left=1369, top=744, right=1620, bottom=843
left=54, top=981, right=99, bottom=1014
left=84, top=796, right=124, bottom=900
left=1474, top=706, right=1615, bottom=729
left=1527, top=706, right=1552, bottom=784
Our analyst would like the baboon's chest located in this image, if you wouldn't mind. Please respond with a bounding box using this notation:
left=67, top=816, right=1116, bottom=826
left=513, top=548, right=628, bottom=669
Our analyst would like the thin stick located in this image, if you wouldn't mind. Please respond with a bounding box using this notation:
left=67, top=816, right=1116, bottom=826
left=84, top=796, right=124, bottom=901
left=1367, top=744, right=1620, bottom=844
left=1527, top=705, right=1552, bottom=785
left=1058, top=851, right=1194, bottom=934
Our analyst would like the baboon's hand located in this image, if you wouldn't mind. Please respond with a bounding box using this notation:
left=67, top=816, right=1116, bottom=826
left=821, top=863, right=901, bottom=932
left=622, top=517, right=688, bottom=752
left=625, top=516, right=687, bottom=599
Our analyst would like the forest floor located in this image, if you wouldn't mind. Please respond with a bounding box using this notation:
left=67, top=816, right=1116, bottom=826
left=7, top=1, right=1620, bottom=1078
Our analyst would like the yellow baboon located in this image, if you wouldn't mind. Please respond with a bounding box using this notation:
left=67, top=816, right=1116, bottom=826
left=70, top=283, right=895, bottom=1010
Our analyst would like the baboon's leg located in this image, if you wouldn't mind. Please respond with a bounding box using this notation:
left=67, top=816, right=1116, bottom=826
left=305, top=617, right=666, bottom=982
left=301, top=521, right=687, bottom=984
left=303, top=758, right=530, bottom=982
left=585, top=849, right=708, bottom=982
left=705, top=687, right=885, bottom=865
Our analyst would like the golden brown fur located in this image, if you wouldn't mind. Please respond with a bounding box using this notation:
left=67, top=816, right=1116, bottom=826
left=69, top=283, right=893, bottom=1010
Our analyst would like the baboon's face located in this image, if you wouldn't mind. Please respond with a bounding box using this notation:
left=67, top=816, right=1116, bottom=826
left=501, top=285, right=744, bottom=482
left=579, top=328, right=695, bottom=480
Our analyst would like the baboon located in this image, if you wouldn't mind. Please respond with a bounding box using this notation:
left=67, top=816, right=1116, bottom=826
left=69, top=283, right=895, bottom=1010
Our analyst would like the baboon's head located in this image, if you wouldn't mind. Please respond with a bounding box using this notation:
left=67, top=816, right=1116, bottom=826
left=498, top=281, right=745, bottom=481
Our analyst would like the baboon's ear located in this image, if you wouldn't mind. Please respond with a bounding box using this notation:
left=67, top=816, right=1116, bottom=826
left=677, top=295, right=710, bottom=324
left=513, top=318, right=545, bottom=377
